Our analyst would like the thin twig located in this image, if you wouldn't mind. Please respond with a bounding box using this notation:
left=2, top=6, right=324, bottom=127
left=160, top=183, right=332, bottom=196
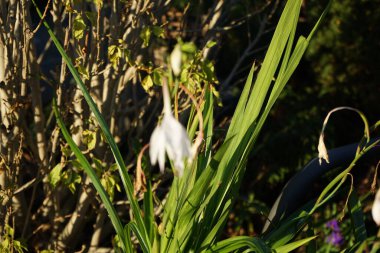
left=32, top=0, right=51, bottom=35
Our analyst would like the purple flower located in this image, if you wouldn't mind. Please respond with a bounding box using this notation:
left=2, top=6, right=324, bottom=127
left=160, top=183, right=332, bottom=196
left=326, top=219, right=340, bottom=232
left=325, top=219, right=344, bottom=247
left=326, top=231, right=344, bottom=246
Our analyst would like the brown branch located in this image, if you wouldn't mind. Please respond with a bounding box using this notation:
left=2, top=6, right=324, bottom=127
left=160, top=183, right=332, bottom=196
left=32, top=0, right=51, bottom=35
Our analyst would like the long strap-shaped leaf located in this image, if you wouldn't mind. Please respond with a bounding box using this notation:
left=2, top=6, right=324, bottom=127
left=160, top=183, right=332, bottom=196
left=31, top=0, right=150, bottom=250
left=204, top=236, right=271, bottom=253
left=52, top=99, right=131, bottom=252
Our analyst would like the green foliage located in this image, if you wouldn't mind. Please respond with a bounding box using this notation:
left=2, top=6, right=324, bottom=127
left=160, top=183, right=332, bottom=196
left=82, top=129, right=97, bottom=151
left=108, top=45, right=123, bottom=69
left=73, top=15, right=87, bottom=40
left=0, top=225, right=27, bottom=253
left=49, top=163, right=63, bottom=188
left=142, top=75, right=154, bottom=93
left=5, top=0, right=379, bottom=251
left=33, top=0, right=379, bottom=252
left=62, top=168, right=82, bottom=193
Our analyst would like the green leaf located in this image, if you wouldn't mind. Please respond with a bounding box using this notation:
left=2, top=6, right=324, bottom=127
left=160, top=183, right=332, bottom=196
left=181, top=42, right=197, bottom=54
left=152, top=26, right=165, bottom=38
left=61, top=144, right=72, bottom=157
left=205, top=40, right=217, bottom=49
left=140, top=27, right=151, bottom=47
left=73, top=15, right=86, bottom=40
left=143, top=181, right=155, bottom=242
left=52, top=99, right=131, bottom=252
left=142, top=75, right=154, bottom=93
left=62, top=170, right=82, bottom=193
left=274, top=236, right=317, bottom=253
left=49, top=163, right=64, bottom=188
left=202, top=60, right=217, bottom=83
left=129, top=221, right=151, bottom=253
left=205, top=236, right=271, bottom=253
left=77, top=63, right=89, bottom=80
left=152, top=68, right=164, bottom=85
left=82, top=129, right=97, bottom=151
left=108, top=45, right=122, bottom=68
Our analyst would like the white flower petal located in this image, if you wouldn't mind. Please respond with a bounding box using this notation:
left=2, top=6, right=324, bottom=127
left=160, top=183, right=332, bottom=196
left=149, top=125, right=165, bottom=167
left=372, top=189, right=380, bottom=226
left=157, top=142, right=166, bottom=173
left=163, top=114, right=192, bottom=164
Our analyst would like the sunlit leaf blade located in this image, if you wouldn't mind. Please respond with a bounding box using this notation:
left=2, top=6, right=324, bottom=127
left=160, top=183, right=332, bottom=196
left=129, top=221, right=150, bottom=253
left=273, top=236, right=317, bottom=253
left=143, top=181, right=155, bottom=243
left=52, top=99, right=131, bottom=252
left=205, top=236, right=270, bottom=253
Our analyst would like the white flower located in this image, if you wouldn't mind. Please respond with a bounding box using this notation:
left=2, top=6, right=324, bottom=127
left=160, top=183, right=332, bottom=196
left=149, top=80, right=192, bottom=177
left=372, top=188, right=380, bottom=226
left=170, top=44, right=182, bottom=76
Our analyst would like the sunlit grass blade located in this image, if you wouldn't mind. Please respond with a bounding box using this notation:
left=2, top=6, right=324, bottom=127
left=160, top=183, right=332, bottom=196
left=273, top=236, right=317, bottom=253
left=31, top=0, right=149, bottom=247
left=143, top=180, right=155, bottom=243
left=264, top=204, right=312, bottom=247
left=162, top=0, right=331, bottom=250
left=225, top=63, right=256, bottom=140
left=195, top=0, right=304, bottom=247
left=204, top=236, right=270, bottom=253
left=52, top=99, right=131, bottom=252
left=129, top=221, right=150, bottom=253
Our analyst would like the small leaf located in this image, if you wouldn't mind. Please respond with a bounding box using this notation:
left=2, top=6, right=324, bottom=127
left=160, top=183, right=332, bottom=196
left=142, top=75, right=154, bottom=93
left=108, top=45, right=122, bottom=68
left=61, top=144, right=72, bottom=157
left=49, top=163, right=64, bottom=188
left=202, top=60, right=217, bottom=83
left=205, top=40, right=217, bottom=48
left=77, top=64, right=89, bottom=80
left=181, top=42, right=197, bottom=54
left=63, top=171, right=82, bottom=193
left=152, top=68, right=163, bottom=85
left=152, top=26, right=165, bottom=38
left=82, top=129, right=97, bottom=150
left=73, top=15, right=86, bottom=40
left=140, top=27, right=151, bottom=48
left=180, top=65, right=189, bottom=84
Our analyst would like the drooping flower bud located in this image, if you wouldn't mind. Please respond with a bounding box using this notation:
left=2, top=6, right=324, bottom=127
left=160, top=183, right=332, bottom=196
left=170, top=44, right=182, bottom=76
